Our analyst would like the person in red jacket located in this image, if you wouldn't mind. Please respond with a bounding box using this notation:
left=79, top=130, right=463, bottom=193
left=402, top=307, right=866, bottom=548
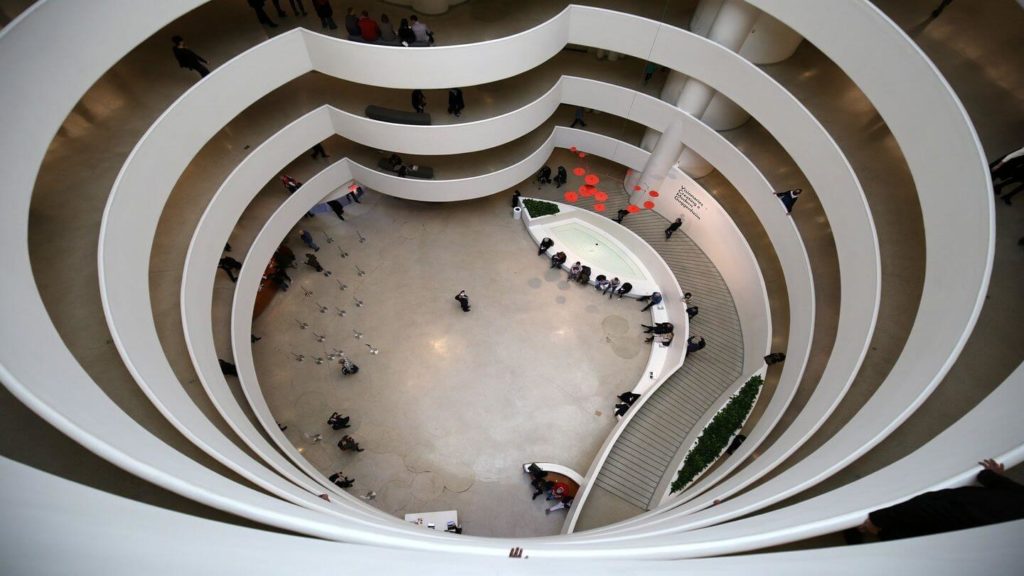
left=358, top=11, right=381, bottom=42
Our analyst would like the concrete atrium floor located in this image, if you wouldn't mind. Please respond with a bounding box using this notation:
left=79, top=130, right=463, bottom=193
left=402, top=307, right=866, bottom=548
left=253, top=191, right=650, bottom=537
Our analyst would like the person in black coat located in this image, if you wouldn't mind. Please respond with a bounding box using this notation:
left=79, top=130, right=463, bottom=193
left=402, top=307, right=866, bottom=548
left=171, top=36, right=209, bottom=78
left=537, top=237, right=554, bottom=256
left=218, top=256, right=242, bottom=282
left=614, top=208, right=629, bottom=223
left=686, top=305, right=699, bottom=320
left=247, top=0, right=278, bottom=27
left=554, top=166, right=568, bottom=188
left=851, top=459, right=1024, bottom=542
left=312, top=0, right=337, bottom=29
left=512, top=190, right=522, bottom=208
left=665, top=217, right=683, bottom=239
left=329, top=472, right=355, bottom=488
left=398, top=18, right=416, bottom=45
left=686, top=336, right=706, bottom=355
left=537, top=165, right=552, bottom=184
left=218, top=359, right=238, bottom=376
left=447, top=88, right=465, bottom=117
left=327, top=200, right=345, bottom=220
left=615, top=282, right=632, bottom=298
left=550, top=251, right=567, bottom=269
left=454, top=290, right=471, bottom=312
left=411, top=89, right=426, bottom=113
left=327, top=412, right=350, bottom=429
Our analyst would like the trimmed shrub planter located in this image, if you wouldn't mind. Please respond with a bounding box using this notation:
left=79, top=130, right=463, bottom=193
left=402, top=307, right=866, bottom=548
left=522, top=198, right=560, bottom=218
left=670, top=374, right=764, bottom=494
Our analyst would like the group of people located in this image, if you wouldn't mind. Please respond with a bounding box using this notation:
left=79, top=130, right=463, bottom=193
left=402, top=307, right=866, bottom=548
left=265, top=243, right=296, bottom=291
left=614, top=391, right=640, bottom=417
left=346, top=10, right=433, bottom=45
left=327, top=409, right=357, bottom=488
left=594, top=275, right=632, bottom=298
left=244, top=1, right=434, bottom=46
left=410, top=88, right=465, bottom=116
left=539, top=238, right=634, bottom=298
left=536, top=165, right=568, bottom=188
left=525, top=464, right=575, bottom=515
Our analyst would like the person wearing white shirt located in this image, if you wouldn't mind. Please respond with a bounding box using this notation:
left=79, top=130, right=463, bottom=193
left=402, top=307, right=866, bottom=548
left=410, top=14, right=431, bottom=43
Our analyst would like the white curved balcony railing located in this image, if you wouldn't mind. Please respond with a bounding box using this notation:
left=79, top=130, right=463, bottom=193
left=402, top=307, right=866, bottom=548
left=106, top=11, right=871, bottom=535
left=0, top=0, right=999, bottom=561
left=562, top=0, right=998, bottom=540
left=6, top=453, right=1024, bottom=574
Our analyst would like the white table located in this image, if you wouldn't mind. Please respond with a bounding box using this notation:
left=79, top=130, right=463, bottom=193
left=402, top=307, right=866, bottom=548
left=404, top=510, right=458, bottom=531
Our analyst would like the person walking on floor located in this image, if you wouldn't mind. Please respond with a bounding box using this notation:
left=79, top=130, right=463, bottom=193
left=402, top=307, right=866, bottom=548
left=614, top=208, right=629, bottom=223
left=570, top=106, right=587, bottom=128
left=329, top=472, right=355, bottom=488
left=665, top=217, right=682, bottom=239
left=340, top=356, right=359, bottom=375
left=338, top=435, right=364, bottom=452
left=218, top=256, right=242, bottom=283
left=299, top=230, right=319, bottom=251
left=764, top=352, right=786, bottom=365
left=312, top=0, right=337, bottom=29
left=286, top=0, right=308, bottom=17
left=512, top=190, right=522, bottom=208
left=310, top=143, right=328, bottom=159
left=686, top=335, right=706, bottom=355
left=537, top=237, right=554, bottom=256
left=686, top=305, right=699, bottom=320
left=554, top=166, right=568, bottom=188
left=454, top=290, right=471, bottom=312
left=411, top=89, right=426, bottom=113
left=247, top=0, right=279, bottom=27
left=775, top=188, right=802, bottom=215
left=281, top=175, right=302, bottom=194
left=327, top=412, right=350, bottom=429
left=171, top=36, right=210, bottom=78
left=327, top=200, right=346, bottom=220
left=219, top=359, right=238, bottom=376
left=305, top=253, right=329, bottom=275
left=448, top=88, right=465, bottom=117
left=639, top=291, right=662, bottom=312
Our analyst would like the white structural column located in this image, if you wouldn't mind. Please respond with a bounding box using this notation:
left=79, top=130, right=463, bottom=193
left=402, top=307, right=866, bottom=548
left=629, top=119, right=686, bottom=202
left=703, top=11, right=804, bottom=131
left=676, top=0, right=760, bottom=176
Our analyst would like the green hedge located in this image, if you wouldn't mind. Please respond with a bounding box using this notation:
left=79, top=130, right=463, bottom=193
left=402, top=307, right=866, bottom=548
left=522, top=199, right=560, bottom=218
left=670, top=375, right=764, bottom=494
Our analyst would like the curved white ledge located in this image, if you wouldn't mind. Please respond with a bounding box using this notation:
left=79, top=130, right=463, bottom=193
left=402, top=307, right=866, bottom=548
left=181, top=108, right=361, bottom=502
left=6, top=454, right=1024, bottom=574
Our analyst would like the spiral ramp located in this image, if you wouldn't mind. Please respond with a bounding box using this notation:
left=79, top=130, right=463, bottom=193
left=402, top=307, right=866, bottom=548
left=1, top=0, right=1023, bottom=573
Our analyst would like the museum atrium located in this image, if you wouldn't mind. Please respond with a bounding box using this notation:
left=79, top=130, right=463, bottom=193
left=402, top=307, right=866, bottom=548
left=1, top=0, right=1022, bottom=573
